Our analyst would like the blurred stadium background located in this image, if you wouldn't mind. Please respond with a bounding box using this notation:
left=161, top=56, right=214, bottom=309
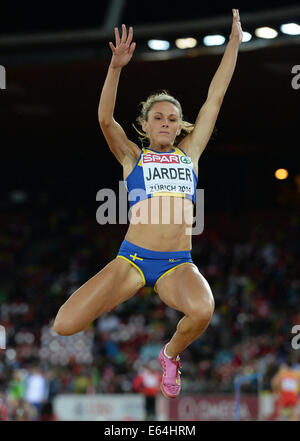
left=0, top=0, right=300, bottom=421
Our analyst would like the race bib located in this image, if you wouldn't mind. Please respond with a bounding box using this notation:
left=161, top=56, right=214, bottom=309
left=142, top=153, right=194, bottom=195
left=282, top=378, right=298, bottom=392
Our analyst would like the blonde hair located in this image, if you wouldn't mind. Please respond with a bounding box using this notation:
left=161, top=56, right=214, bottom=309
left=132, top=90, right=195, bottom=147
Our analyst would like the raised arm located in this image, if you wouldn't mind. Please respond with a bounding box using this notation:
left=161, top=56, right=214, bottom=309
left=98, top=24, right=140, bottom=164
left=181, top=9, right=243, bottom=160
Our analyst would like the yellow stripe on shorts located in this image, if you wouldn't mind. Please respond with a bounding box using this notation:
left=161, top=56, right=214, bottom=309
left=116, top=255, right=146, bottom=286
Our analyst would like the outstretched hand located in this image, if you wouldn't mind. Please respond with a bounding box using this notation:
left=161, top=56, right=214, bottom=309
left=230, top=9, right=243, bottom=45
left=109, top=24, right=136, bottom=68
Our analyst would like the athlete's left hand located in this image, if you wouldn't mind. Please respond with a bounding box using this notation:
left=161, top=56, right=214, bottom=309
left=229, top=9, right=243, bottom=45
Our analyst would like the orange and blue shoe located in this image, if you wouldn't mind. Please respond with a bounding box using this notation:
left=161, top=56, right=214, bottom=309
left=158, top=344, right=182, bottom=399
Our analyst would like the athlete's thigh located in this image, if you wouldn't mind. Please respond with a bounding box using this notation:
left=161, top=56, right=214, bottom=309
left=55, top=257, right=144, bottom=333
left=155, top=263, right=214, bottom=315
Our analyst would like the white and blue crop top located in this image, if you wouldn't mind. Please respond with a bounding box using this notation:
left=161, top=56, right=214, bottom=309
left=124, top=146, right=198, bottom=208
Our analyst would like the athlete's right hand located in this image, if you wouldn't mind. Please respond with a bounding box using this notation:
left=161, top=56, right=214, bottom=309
left=109, top=24, right=136, bottom=69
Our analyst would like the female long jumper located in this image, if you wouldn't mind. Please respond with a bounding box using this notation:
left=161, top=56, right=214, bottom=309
left=54, top=9, right=243, bottom=399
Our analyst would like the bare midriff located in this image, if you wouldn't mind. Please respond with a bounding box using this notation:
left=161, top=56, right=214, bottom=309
left=124, top=195, right=193, bottom=251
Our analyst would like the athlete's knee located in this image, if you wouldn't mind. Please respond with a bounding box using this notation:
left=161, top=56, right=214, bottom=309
left=53, top=307, right=76, bottom=336
left=188, top=293, right=215, bottom=326
left=191, top=305, right=213, bottom=327
left=207, top=294, right=215, bottom=317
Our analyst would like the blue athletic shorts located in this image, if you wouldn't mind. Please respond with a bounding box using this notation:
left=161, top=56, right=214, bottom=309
left=116, top=239, right=193, bottom=293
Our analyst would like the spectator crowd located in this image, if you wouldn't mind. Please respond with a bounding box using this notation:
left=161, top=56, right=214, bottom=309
left=0, top=200, right=299, bottom=420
